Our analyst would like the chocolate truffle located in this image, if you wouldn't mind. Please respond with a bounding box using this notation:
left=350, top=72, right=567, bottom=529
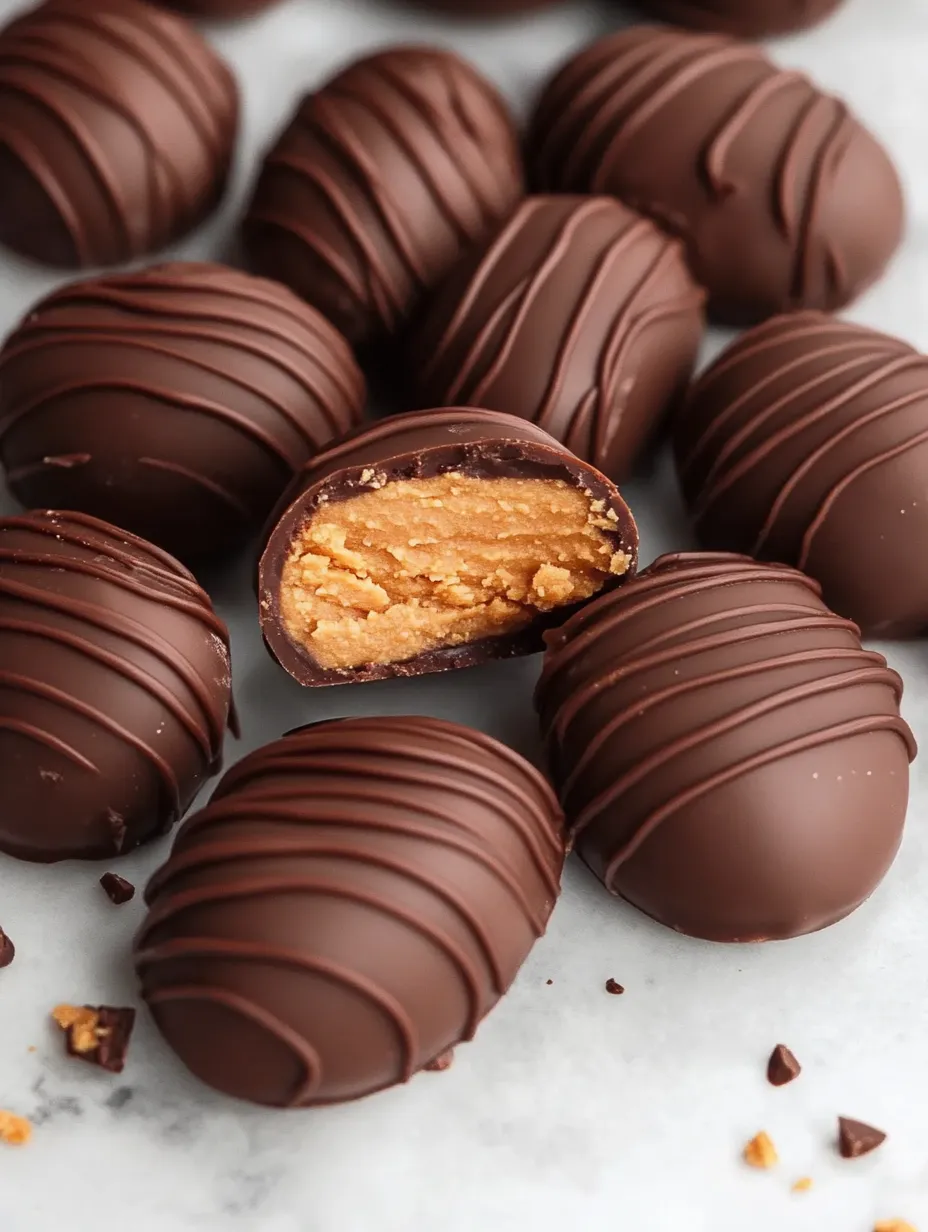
left=135, top=715, right=566, bottom=1107
left=243, top=46, right=523, bottom=347
left=536, top=552, right=916, bottom=942
left=675, top=312, right=928, bottom=638
left=0, top=0, right=238, bottom=269
left=529, top=27, right=903, bottom=324
left=0, top=263, right=365, bottom=562
left=632, top=0, right=844, bottom=36
left=410, top=196, right=704, bottom=479
left=0, top=511, right=233, bottom=862
left=259, top=408, right=638, bottom=686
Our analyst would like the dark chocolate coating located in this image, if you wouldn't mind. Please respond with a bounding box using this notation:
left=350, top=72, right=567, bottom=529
left=0, top=263, right=366, bottom=562
left=410, top=196, right=704, bottom=479
left=0, top=0, right=238, bottom=269
left=536, top=553, right=916, bottom=942
left=0, top=511, right=232, bottom=863
left=259, top=407, right=639, bottom=686
left=243, top=45, right=524, bottom=347
left=529, top=27, right=903, bottom=324
left=135, top=716, right=566, bottom=1108
left=407, top=1, right=562, bottom=12
left=675, top=312, right=928, bottom=638
left=163, top=0, right=279, bottom=14
left=633, top=0, right=844, bottom=36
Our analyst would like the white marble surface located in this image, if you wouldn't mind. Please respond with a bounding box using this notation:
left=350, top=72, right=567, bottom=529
left=1, top=0, right=927, bottom=1228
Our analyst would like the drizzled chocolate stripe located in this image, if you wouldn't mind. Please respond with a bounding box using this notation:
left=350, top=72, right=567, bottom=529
left=135, top=716, right=566, bottom=1108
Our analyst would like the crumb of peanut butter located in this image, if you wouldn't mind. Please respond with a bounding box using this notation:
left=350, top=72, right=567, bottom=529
left=875, top=1223, right=918, bottom=1232
left=743, top=1131, right=778, bottom=1169
left=791, top=1177, right=813, bottom=1193
left=52, top=1004, right=107, bottom=1054
left=0, top=1111, right=31, bottom=1145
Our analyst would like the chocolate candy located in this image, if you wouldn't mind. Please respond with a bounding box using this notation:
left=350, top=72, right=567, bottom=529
left=529, top=27, right=903, bottom=325
left=675, top=312, right=928, bottom=638
left=0, top=263, right=365, bottom=562
left=259, top=407, right=638, bottom=686
left=632, top=0, right=844, bottom=36
left=0, top=511, right=233, bottom=862
left=410, top=196, right=704, bottom=479
left=135, top=715, right=566, bottom=1107
left=243, top=46, right=523, bottom=347
left=0, top=0, right=238, bottom=269
left=536, top=553, right=916, bottom=942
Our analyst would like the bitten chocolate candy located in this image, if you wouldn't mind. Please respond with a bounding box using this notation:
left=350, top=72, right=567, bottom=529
left=632, top=0, right=844, bottom=36
left=243, top=46, right=523, bottom=347
left=0, top=263, right=365, bottom=562
left=0, top=0, right=238, bottom=268
left=529, top=27, right=903, bottom=324
left=135, top=716, right=566, bottom=1107
left=675, top=312, right=928, bottom=638
left=259, top=408, right=638, bottom=686
left=536, top=553, right=916, bottom=942
left=0, top=511, right=233, bottom=862
left=410, top=195, right=704, bottom=479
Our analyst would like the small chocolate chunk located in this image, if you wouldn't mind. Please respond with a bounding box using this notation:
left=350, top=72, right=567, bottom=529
left=838, top=1117, right=887, bottom=1159
left=424, top=1050, right=455, bottom=1073
left=767, top=1044, right=801, bottom=1087
left=260, top=408, right=637, bottom=686
left=99, top=874, right=135, bottom=906
left=53, top=1004, right=135, bottom=1074
left=0, top=929, right=14, bottom=968
left=605, top=979, right=624, bottom=995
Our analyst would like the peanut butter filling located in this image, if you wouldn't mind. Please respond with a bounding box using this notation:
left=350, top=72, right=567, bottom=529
left=279, top=473, right=630, bottom=671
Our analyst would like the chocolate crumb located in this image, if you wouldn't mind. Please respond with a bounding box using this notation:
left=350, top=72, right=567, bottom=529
left=743, top=1131, right=778, bottom=1169
left=99, top=872, right=135, bottom=905
left=546, top=979, right=553, bottom=985
left=605, top=978, right=624, bottom=995
left=0, top=928, right=14, bottom=968
left=767, top=1043, right=801, bottom=1086
left=0, top=1111, right=31, bottom=1145
left=424, top=1049, right=454, bottom=1072
left=52, top=1004, right=136, bottom=1073
left=838, top=1116, right=886, bottom=1159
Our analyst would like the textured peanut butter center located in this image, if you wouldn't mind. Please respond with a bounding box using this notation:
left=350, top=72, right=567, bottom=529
left=280, top=473, right=630, bottom=670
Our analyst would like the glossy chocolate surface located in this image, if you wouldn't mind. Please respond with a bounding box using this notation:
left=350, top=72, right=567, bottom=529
left=0, top=263, right=365, bottom=562
left=529, top=26, right=903, bottom=324
left=135, top=716, right=566, bottom=1107
left=536, top=553, right=915, bottom=942
left=0, top=511, right=233, bottom=863
left=634, top=0, right=844, bottom=36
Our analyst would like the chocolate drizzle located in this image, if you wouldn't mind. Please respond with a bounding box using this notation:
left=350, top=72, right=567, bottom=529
left=0, top=511, right=233, bottom=862
left=0, top=0, right=238, bottom=268
left=411, top=195, right=704, bottom=478
left=244, top=45, right=523, bottom=345
left=675, top=312, right=928, bottom=637
left=135, top=716, right=565, bottom=1108
left=0, top=263, right=365, bottom=560
left=536, top=553, right=915, bottom=942
left=529, top=27, right=902, bottom=323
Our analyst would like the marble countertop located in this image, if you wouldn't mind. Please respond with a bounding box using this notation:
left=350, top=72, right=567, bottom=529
left=2, top=0, right=928, bottom=1229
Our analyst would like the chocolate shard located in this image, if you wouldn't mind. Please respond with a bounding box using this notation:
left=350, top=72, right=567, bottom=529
left=767, top=1044, right=801, bottom=1087
left=630, top=0, right=843, bottom=37
left=409, top=195, right=704, bottom=481
left=0, top=0, right=238, bottom=269
left=838, top=1117, right=887, bottom=1159
left=536, top=552, right=916, bottom=942
left=605, top=979, right=624, bottom=995
left=0, top=929, right=14, bottom=969
left=529, top=26, right=902, bottom=324
left=424, top=1049, right=455, bottom=1073
left=244, top=45, right=523, bottom=347
left=54, top=1005, right=136, bottom=1074
left=0, top=511, right=233, bottom=862
left=99, top=874, right=136, bottom=907
left=259, top=408, right=638, bottom=687
left=0, top=263, right=366, bottom=562
left=135, top=716, right=567, bottom=1108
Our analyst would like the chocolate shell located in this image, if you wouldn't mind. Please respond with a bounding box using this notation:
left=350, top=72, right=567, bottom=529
left=409, top=1, right=562, bottom=12
left=632, top=0, right=844, bottom=36
left=0, top=263, right=366, bottom=562
left=529, top=27, right=903, bottom=324
left=536, top=553, right=916, bottom=943
left=164, top=1, right=278, bottom=14
left=243, top=45, right=523, bottom=347
left=0, top=511, right=233, bottom=863
left=258, top=407, right=638, bottom=686
left=0, top=0, right=239, bottom=269
left=410, top=195, right=704, bottom=480
left=134, top=716, right=566, bottom=1108
left=675, top=312, right=928, bottom=638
